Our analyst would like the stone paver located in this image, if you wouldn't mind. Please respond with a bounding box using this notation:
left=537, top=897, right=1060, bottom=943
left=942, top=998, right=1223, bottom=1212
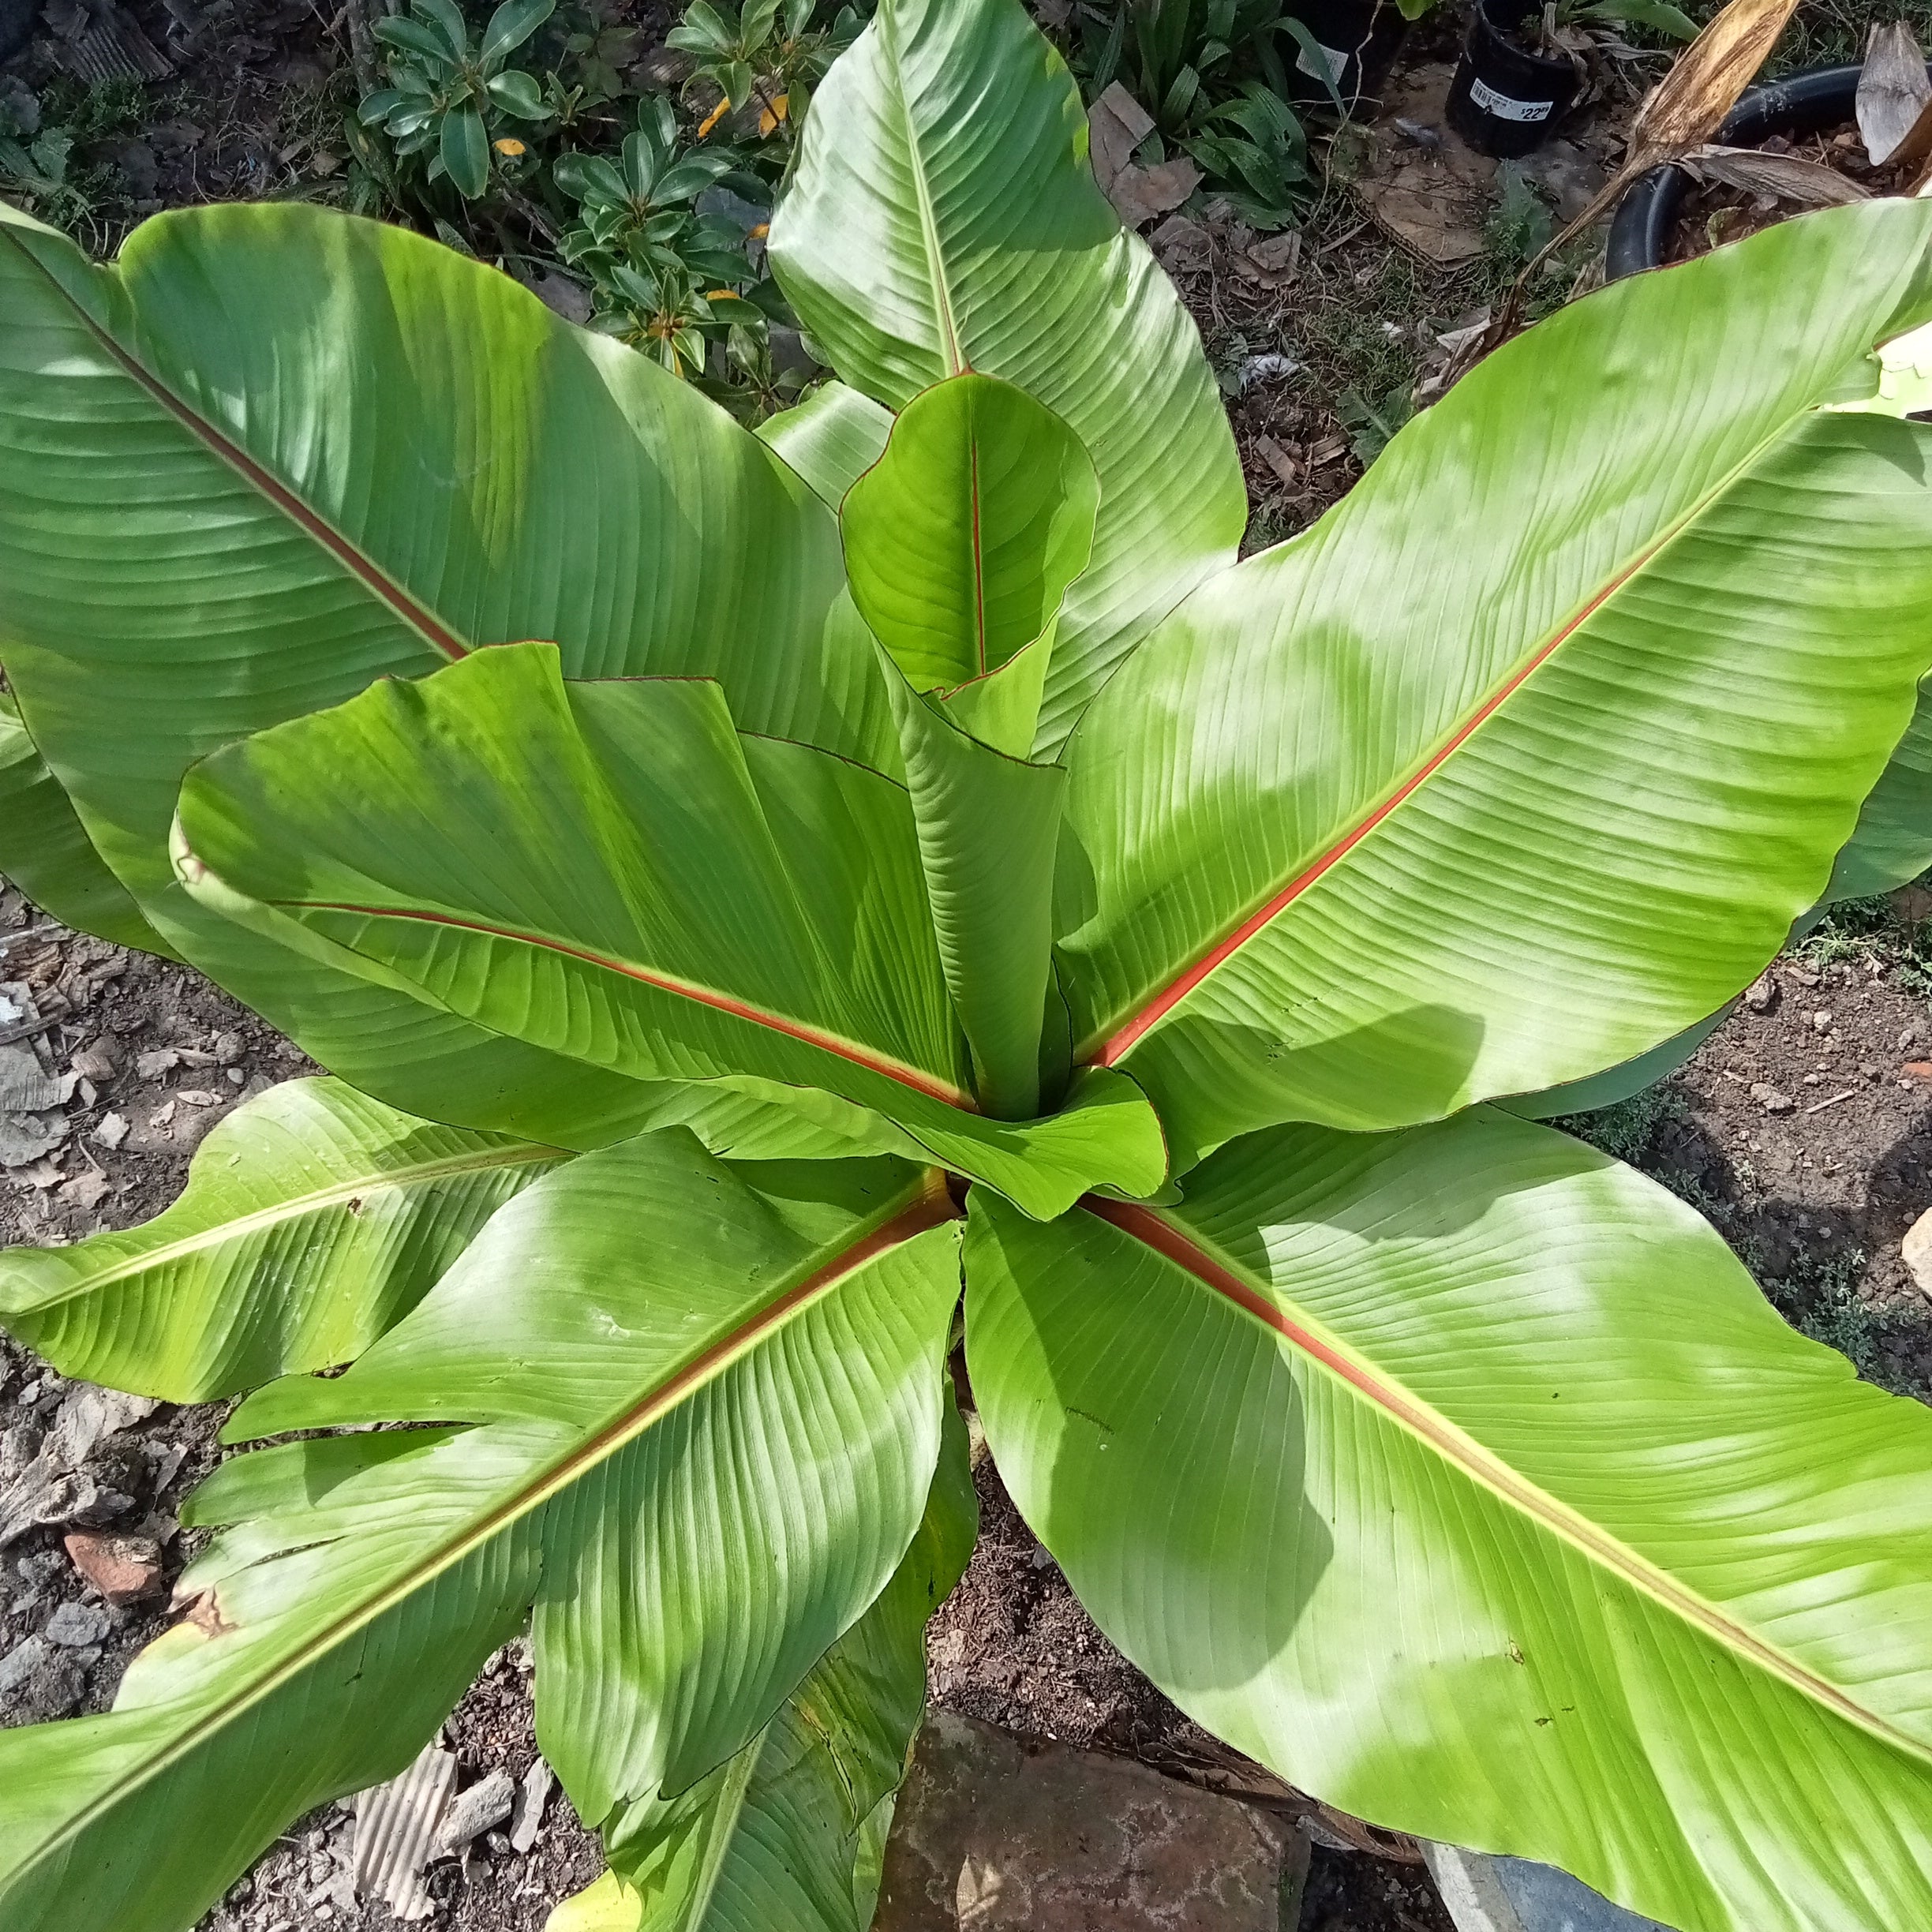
left=875, top=1709, right=1308, bottom=1931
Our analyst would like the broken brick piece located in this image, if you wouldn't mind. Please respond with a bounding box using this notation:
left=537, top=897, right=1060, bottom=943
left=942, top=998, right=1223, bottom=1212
left=63, top=1530, right=163, bottom=1605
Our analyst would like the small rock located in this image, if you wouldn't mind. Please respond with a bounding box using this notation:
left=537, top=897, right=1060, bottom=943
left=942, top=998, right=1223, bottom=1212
left=91, top=1112, right=128, bottom=1150
left=1, top=1421, right=42, bottom=1482
left=1742, top=972, right=1777, bottom=1013
left=134, top=1048, right=179, bottom=1079
left=57, top=1171, right=112, bottom=1211
left=1811, top=1009, right=1834, bottom=1034
left=0, top=1634, right=49, bottom=1696
left=69, top=1043, right=117, bottom=1082
left=212, top=1028, right=246, bottom=1065
left=1750, top=1082, right=1794, bottom=1114
left=0, top=1634, right=83, bottom=1719
left=1863, top=1061, right=1881, bottom=1079
left=43, top=1597, right=111, bottom=1647
left=64, top=1530, right=163, bottom=1604
left=175, top=1088, right=220, bottom=1107
left=485, top=1831, right=512, bottom=1858
left=1905, top=1209, right=1932, bottom=1301
left=437, top=1769, right=516, bottom=1854
left=1902, top=1023, right=1926, bottom=1050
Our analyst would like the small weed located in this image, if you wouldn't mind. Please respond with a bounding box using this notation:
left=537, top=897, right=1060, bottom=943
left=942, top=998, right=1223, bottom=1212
left=36, top=77, right=147, bottom=144
left=1766, top=1243, right=1930, bottom=1396
left=1555, top=1082, right=1685, bottom=1169
left=1335, top=380, right=1413, bottom=464
left=1484, top=163, right=1554, bottom=270
left=1792, top=886, right=1932, bottom=1001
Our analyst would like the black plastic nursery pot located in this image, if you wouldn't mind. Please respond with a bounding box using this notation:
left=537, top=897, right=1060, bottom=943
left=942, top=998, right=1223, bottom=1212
left=1282, top=0, right=1410, bottom=113
left=1604, top=62, right=1919, bottom=278
left=1446, top=0, right=1582, bottom=158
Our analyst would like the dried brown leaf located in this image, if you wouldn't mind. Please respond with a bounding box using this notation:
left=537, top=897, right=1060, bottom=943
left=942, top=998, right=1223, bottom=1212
left=1681, top=142, right=1874, bottom=204
left=1891, top=92, right=1932, bottom=178
left=1087, top=80, right=1155, bottom=195
left=1628, top=0, right=1802, bottom=170
left=1859, top=21, right=1931, bottom=165
left=1106, top=155, right=1203, bottom=230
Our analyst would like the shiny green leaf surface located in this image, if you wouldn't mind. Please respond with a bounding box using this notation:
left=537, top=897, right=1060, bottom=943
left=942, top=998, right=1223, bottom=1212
left=174, top=644, right=1166, bottom=1216
left=590, top=1394, right=977, bottom=1930
left=0, top=1134, right=961, bottom=1930
left=0, top=1077, right=567, bottom=1399
left=757, top=380, right=893, bottom=511
left=1828, top=673, right=1932, bottom=901
left=1060, top=205, right=1932, bottom=1167
left=0, top=692, right=174, bottom=956
left=967, top=1106, right=1932, bottom=1932
left=886, top=677, right=1065, bottom=1121
left=0, top=200, right=889, bottom=1148
left=842, top=373, right=1098, bottom=696
left=768, top=0, right=1245, bottom=752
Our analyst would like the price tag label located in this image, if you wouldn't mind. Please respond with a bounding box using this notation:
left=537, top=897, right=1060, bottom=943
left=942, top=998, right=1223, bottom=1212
left=1470, top=77, right=1555, bottom=121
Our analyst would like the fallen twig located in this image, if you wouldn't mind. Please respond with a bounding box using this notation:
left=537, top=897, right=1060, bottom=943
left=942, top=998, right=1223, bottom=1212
left=1804, top=1088, right=1859, bottom=1115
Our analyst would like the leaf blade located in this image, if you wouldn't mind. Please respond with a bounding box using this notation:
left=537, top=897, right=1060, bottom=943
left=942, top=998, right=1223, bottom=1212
left=1061, top=207, right=1932, bottom=1164
left=0, top=201, right=890, bottom=1150
left=967, top=1108, right=1932, bottom=1932
left=0, top=1136, right=962, bottom=1930
left=768, top=0, right=1245, bottom=752
left=0, top=1077, right=568, bottom=1400
left=175, top=644, right=1166, bottom=1215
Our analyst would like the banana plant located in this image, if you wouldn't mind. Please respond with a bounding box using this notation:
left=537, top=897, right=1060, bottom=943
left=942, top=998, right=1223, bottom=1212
left=6, top=1, right=1932, bottom=1929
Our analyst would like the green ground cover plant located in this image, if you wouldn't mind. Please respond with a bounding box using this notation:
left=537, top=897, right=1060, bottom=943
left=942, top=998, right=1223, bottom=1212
left=6, top=1, right=1932, bottom=1927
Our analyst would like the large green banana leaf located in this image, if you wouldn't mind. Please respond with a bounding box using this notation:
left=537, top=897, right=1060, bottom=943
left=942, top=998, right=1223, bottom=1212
left=1056, top=204, right=1932, bottom=1169
left=0, top=692, right=174, bottom=955
left=766, top=0, right=1247, bottom=754
left=1827, top=674, right=1932, bottom=901
left=757, top=380, right=893, bottom=512
left=0, top=1076, right=567, bottom=1398
left=566, top=1394, right=977, bottom=1932
left=965, top=1106, right=1932, bottom=1932
left=0, top=200, right=887, bottom=1150
left=173, top=643, right=1166, bottom=1218
left=0, top=1131, right=962, bottom=1930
